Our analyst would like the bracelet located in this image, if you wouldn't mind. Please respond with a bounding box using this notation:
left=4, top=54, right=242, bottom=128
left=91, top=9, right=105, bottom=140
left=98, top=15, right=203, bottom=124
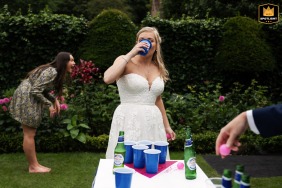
left=121, top=56, right=128, bottom=64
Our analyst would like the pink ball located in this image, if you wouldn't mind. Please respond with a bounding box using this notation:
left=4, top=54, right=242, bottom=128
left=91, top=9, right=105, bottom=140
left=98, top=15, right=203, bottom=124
left=166, top=133, right=171, bottom=139
left=219, top=144, right=231, bottom=156
left=177, top=162, right=184, bottom=170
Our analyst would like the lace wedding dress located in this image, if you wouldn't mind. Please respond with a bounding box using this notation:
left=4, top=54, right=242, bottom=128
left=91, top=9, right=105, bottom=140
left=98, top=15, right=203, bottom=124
left=105, top=73, right=168, bottom=159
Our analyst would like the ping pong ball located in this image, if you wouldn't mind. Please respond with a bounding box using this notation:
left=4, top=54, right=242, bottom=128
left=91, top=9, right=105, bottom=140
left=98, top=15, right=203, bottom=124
left=166, top=133, right=171, bottom=139
left=219, top=144, right=231, bottom=156
left=177, top=162, right=184, bottom=169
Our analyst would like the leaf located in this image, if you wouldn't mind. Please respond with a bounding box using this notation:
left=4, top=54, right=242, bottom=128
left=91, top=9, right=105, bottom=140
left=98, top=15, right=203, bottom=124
left=71, top=115, right=77, bottom=127
left=78, top=123, right=90, bottom=129
left=62, top=119, right=71, bottom=124
left=70, top=129, right=79, bottom=139
left=76, top=132, right=86, bottom=143
left=67, top=124, right=73, bottom=130
left=62, top=130, right=70, bottom=137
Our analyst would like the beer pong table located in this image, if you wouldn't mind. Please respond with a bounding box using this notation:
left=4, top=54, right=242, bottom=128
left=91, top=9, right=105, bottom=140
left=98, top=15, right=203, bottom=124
left=92, top=159, right=212, bottom=188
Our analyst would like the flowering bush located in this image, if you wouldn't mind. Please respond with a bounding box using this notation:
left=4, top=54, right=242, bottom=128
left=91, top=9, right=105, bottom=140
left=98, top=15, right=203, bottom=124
left=218, top=95, right=225, bottom=102
left=0, top=97, right=11, bottom=112
left=164, top=80, right=272, bottom=133
left=65, top=59, right=108, bottom=136
left=71, top=59, right=99, bottom=84
left=60, top=103, right=68, bottom=110
left=0, top=96, right=18, bottom=132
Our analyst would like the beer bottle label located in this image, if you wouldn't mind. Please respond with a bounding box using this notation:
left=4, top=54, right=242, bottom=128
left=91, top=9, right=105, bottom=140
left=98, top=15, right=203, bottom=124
left=187, top=157, right=196, bottom=170
left=114, top=154, right=124, bottom=166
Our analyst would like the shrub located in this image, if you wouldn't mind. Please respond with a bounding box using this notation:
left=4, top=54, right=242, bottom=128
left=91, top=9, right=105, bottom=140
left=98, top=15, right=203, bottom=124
left=1, top=128, right=282, bottom=154
left=0, top=133, right=22, bottom=153
left=66, top=59, right=119, bottom=136
left=0, top=88, right=20, bottom=133
left=164, top=80, right=272, bottom=133
left=0, top=6, right=88, bottom=94
left=142, top=15, right=224, bottom=93
left=215, top=16, right=276, bottom=74
left=78, top=9, right=137, bottom=71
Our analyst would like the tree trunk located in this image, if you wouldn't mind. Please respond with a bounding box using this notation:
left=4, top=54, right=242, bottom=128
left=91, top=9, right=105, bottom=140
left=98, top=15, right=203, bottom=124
left=151, top=0, right=160, bottom=17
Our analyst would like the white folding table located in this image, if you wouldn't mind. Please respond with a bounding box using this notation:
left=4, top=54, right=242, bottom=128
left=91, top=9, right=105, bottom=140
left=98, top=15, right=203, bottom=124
left=92, top=159, right=213, bottom=188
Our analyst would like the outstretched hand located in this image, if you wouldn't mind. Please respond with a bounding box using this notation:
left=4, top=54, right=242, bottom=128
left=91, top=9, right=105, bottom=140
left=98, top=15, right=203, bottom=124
left=215, top=112, right=249, bottom=158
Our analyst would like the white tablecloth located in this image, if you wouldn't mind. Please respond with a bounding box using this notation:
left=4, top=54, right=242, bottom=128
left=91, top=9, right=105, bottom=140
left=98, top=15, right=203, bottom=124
left=92, top=159, right=213, bottom=188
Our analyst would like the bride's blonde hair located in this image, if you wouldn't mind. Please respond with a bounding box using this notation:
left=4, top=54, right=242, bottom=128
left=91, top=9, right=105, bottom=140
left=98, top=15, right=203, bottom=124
left=136, top=27, right=169, bottom=82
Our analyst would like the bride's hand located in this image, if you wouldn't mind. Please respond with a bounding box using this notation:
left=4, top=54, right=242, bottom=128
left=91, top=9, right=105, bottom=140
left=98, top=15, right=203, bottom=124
left=165, top=127, right=176, bottom=141
left=129, top=41, right=150, bottom=56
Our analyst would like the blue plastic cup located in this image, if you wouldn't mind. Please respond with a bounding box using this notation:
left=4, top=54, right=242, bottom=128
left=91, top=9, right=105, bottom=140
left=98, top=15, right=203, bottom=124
left=124, top=141, right=136, bottom=164
left=153, top=141, right=169, bottom=164
left=137, top=140, right=153, bottom=149
left=139, top=39, right=152, bottom=56
left=144, top=149, right=161, bottom=174
left=132, top=144, right=149, bottom=168
left=114, top=168, right=135, bottom=188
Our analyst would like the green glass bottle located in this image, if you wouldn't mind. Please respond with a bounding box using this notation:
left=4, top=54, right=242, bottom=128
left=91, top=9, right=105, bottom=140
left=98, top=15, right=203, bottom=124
left=233, top=164, right=244, bottom=188
left=222, top=169, right=232, bottom=188
left=184, top=126, right=196, bottom=180
left=240, top=174, right=250, bottom=188
left=113, top=131, right=126, bottom=170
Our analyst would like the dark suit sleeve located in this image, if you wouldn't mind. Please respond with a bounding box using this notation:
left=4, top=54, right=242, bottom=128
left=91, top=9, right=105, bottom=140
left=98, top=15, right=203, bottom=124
left=253, top=104, right=282, bottom=137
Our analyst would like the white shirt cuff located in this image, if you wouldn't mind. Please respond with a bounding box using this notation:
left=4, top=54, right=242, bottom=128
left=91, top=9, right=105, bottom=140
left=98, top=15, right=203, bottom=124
left=246, top=110, right=260, bottom=135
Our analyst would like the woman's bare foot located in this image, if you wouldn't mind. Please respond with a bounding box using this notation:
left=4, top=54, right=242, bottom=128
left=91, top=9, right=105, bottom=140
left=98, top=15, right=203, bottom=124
left=29, top=165, right=51, bottom=173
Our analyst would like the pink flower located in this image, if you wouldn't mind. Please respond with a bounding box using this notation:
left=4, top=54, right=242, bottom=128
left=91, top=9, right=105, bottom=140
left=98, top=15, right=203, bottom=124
left=2, top=105, right=8, bottom=111
left=3, top=98, right=10, bottom=103
left=60, top=104, right=68, bottom=110
left=219, top=96, right=225, bottom=102
left=57, top=96, right=65, bottom=102
left=0, top=99, right=4, bottom=105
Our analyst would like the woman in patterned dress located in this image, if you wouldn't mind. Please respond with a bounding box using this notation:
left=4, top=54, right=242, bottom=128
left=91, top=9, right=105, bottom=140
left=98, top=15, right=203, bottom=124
left=9, top=52, right=75, bottom=173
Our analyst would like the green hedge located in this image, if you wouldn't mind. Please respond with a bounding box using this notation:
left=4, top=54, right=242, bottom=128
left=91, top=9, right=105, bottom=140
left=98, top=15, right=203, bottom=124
left=1, top=131, right=282, bottom=155
left=1, top=8, right=282, bottom=96
left=141, top=16, right=225, bottom=93
left=78, top=9, right=137, bottom=72
left=141, top=15, right=282, bottom=98
left=0, top=6, right=88, bottom=93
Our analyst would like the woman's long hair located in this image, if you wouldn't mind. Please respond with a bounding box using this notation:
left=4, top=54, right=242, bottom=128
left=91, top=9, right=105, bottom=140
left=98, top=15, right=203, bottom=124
left=136, top=27, right=169, bottom=82
left=26, top=52, right=71, bottom=96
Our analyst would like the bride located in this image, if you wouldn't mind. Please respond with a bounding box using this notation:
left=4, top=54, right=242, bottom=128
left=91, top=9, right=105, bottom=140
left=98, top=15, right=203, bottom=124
left=103, top=26, right=176, bottom=159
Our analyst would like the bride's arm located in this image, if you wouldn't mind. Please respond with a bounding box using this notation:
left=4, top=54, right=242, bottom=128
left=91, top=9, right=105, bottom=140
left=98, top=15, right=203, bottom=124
left=104, top=42, right=144, bottom=84
left=155, top=96, right=176, bottom=140
left=103, top=54, right=130, bottom=84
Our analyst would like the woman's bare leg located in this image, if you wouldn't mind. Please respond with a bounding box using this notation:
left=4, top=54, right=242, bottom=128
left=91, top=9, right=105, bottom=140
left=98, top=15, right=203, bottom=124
left=22, top=124, right=51, bottom=173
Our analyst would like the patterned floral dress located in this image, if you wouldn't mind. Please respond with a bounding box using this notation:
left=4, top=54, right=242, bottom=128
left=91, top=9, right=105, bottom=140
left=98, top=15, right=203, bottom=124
left=9, top=67, right=57, bottom=128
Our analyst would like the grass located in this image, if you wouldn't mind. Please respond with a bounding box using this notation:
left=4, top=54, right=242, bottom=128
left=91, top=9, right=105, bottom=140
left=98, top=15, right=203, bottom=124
left=0, top=152, right=104, bottom=188
left=0, top=152, right=281, bottom=188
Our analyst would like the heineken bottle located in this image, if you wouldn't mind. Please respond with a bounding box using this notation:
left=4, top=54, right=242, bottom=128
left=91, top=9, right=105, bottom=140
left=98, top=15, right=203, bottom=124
left=240, top=174, right=250, bottom=188
left=113, top=131, right=126, bottom=170
left=233, top=164, right=244, bottom=188
left=222, top=169, right=232, bottom=188
left=184, top=126, right=196, bottom=180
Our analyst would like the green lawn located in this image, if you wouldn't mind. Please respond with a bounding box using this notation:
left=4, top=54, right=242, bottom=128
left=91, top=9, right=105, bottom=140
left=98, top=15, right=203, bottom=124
left=0, top=152, right=281, bottom=188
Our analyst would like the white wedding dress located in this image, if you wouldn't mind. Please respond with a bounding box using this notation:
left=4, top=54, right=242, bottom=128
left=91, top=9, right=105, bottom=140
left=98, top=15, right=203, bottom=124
left=105, top=73, right=168, bottom=159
